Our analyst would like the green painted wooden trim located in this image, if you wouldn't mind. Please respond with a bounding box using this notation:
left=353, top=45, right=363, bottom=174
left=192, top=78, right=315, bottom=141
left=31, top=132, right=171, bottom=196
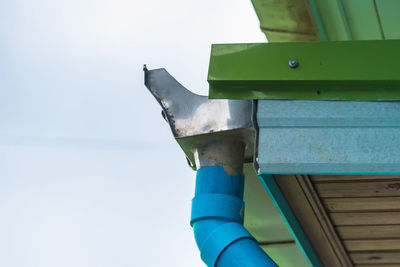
left=251, top=0, right=318, bottom=42
left=312, top=0, right=351, bottom=41
left=336, top=0, right=353, bottom=40
left=307, top=0, right=327, bottom=41
left=258, top=174, right=322, bottom=267
left=373, top=0, right=386, bottom=40
left=208, top=40, right=400, bottom=100
left=375, top=0, right=400, bottom=39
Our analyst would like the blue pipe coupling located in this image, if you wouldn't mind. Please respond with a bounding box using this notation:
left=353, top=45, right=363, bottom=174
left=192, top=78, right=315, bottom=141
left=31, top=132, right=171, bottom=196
left=191, top=166, right=277, bottom=267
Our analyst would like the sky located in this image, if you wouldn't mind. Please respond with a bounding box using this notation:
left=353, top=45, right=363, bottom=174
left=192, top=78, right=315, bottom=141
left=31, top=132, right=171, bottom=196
left=0, top=0, right=265, bottom=266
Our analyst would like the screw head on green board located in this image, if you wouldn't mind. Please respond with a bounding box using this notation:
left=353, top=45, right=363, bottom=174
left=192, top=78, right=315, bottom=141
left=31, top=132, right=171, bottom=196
left=288, top=59, right=298, bottom=68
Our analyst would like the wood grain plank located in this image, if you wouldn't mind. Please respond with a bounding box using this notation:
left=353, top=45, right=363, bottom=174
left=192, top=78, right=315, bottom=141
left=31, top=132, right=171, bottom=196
left=331, top=212, right=400, bottom=226
left=295, top=175, right=352, bottom=266
left=351, top=252, right=400, bottom=264
left=316, top=181, right=400, bottom=198
left=345, top=239, right=400, bottom=252
left=310, top=175, right=400, bottom=182
left=356, top=265, right=400, bottom=267
left=337, top=225, right=400, bottom=239
left=324, top=197, right=400, bottom=212
left=274, top=175, right=352, bottom=267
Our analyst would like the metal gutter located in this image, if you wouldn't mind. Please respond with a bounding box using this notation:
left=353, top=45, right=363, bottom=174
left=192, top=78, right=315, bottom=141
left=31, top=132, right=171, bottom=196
left=253, top=101, right=323, bottom=267
left=256, top=99, right=400, bottom=175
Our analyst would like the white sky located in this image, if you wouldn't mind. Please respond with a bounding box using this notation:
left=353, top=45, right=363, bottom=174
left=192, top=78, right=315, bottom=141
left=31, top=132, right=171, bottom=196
left=0, top=0, right=265, bottom=266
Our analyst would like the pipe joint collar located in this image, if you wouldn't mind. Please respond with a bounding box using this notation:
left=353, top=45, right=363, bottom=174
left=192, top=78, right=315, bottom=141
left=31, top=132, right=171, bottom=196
left=191, top=194, right=244, bottom=226
left=200, top=222, right=254, bottom=267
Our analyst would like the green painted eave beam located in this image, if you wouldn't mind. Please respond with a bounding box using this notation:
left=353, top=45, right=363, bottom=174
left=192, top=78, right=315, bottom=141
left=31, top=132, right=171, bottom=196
left=208, top=40, right=400, bottom=100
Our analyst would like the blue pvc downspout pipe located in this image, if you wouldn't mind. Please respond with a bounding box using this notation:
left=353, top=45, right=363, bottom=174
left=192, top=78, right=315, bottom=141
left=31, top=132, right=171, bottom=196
left=191, top=166, right=277, bottom=267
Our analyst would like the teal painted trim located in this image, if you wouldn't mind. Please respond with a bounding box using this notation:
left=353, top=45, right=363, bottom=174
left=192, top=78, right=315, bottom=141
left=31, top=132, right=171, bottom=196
left=307, top=0, right=328, bottom=41
left=258, top=174, right=323, bottom=267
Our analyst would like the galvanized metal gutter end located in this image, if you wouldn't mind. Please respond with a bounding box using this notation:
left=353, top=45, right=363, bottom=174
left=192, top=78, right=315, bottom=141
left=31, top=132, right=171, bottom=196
left=144, top=66, right=255, bottom=168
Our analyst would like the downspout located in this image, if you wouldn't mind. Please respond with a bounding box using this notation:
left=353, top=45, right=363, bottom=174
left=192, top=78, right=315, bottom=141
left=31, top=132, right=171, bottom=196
left=192, top=141, right=276, bottom=266
left=144, top=66, right=277, bottom=266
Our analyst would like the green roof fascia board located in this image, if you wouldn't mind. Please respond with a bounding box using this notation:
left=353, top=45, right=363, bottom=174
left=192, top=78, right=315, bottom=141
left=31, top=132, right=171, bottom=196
left=208, top=40, right=400, bottom=100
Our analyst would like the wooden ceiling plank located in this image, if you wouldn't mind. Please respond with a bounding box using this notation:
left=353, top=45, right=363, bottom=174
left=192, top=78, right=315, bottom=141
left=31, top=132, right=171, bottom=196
left=351, top=252, right=400, bottom=264
left=316, top=181, right=400, bottom=198
left=274, top=175, right=352, bottom=266
left=331, top=212, right=400, bottom=226
left=324, top=197, right=400, bottom=212
left=346, top=239, right=400, bottom=252
left=310, top=175, right=400, bottom=182
left=295, top=175, right=351, bottom=266
left=338, top=225, right=400, bottom=239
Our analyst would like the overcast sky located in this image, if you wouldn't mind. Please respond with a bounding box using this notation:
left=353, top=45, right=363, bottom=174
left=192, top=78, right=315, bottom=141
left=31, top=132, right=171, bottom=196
left=0, top=1, right=265, bottom=266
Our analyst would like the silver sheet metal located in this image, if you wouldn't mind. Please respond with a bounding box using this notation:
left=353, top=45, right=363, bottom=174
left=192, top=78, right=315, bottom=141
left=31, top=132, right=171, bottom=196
left=144, top=66, right=255, bottom=169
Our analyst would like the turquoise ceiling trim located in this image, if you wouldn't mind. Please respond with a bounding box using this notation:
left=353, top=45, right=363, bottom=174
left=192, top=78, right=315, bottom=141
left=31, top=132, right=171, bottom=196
left=258, top=174, right=323, bottom=267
